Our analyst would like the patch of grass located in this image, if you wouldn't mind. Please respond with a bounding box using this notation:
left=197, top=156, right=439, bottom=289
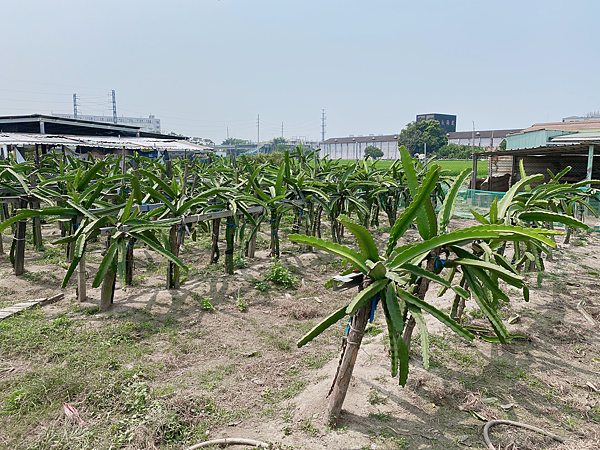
left=198, top=365, right=236, bottom=392
left=303, top=352, right=335, bottom=369
left=365, top=323, right=384, bottom=337
left=368, top=389, right=388, bottom=405
left=253, top=280, right=268, bottom=292
left=21, top=271, right=60, bottom=285
left=259, top=329, right=292, bottom=352
left=71, top=305, right=100, bottom=315
left=467, top=308, right=486, bottom=319
left=368, top=428, right=409, bottom=449
left=264, top=258, right=298, bottom=289
left=233, top=251, right=247, bottom=269
left=235, top=289, right=248, bottom=312
left=132, top=274, right=147, bottom=286
left=0, top=287, right=18, bottom=308
left=301, top=418, right=319, bottom=436
left=193, top=294, right=215, bottom=312
left=368, top=411, right=393, bottom=421
left=33, top=246, right=64, bottom=265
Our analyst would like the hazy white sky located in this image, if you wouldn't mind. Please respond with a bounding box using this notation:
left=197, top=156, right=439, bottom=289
left=1, top=0, right=598, bottom=143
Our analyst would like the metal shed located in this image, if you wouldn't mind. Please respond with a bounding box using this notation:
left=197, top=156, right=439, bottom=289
left=473, top=141, right=600, bottom=191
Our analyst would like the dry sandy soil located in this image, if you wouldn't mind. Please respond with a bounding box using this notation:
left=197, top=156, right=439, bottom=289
left=0, top=218, right=599, bottom=450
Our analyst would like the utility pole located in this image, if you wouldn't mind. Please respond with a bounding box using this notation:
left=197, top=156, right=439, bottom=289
left=321, top=109, right=326, bottom=142
left=471, top=121, right=475, bottom=157
left=227, top=127, right=229, bottom=140
left=257, top=114, right=260, bottom=153
left=424, top=142, right=427, bottom=164
left=470, top=120, right=477, bottom=190
left=281, top=122, right=284, bottom=138
left=73, top=94, right=78, bottom=119
left=112, top=90, right=117, bottom=124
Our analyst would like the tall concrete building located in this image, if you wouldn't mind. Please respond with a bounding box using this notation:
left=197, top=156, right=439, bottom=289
left=416, top=113, right=457, bottom=133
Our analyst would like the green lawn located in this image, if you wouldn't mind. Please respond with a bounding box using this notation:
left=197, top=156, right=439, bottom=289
left=326, top=159, right=488, bottom=178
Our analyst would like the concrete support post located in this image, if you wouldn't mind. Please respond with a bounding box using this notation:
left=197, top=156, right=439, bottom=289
left=587, top=144, right=594, bottom=182
left=77, top=253, right=87, bottom=302
left=14, top=198, right=28, bottom=276
left=470, top=154, right=478, bottom=189
left=510, top=155, right=518, bottom=188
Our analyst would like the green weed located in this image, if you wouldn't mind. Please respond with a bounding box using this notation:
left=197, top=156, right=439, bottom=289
left=235, top=289, right=248, bottom=312
left=368, top=389, right=388, bottom=405
left=264, top=258, right=298, bottom=289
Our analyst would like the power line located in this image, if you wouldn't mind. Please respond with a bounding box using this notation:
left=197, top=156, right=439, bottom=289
left=0, top=96, right=71, bottom=104
left=0, top=76, right=108, bottom=91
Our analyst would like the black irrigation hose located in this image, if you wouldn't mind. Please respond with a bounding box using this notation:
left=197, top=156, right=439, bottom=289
left=483, top=420, right=565, bottom=450
left=186, top=438, right=270, bottom=449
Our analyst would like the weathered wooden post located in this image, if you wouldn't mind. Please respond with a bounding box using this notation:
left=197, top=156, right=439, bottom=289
left=100, top=267, right=116, bottom=311
left=210, top=218, right=221, bottom=264
left=165, top=160, right=173, bottom=179
left=246, top=216, right=258, bottom=258
left=225, top=221, right=234, bottom=275
left=29, top=174, right=43, bottom=250
left=13, top=198, right=28, bottom=276
left=77, top=253, right=87, bottom=302
left=269, top=209, right=280, bottom=258
left=325, top=279, right=372, bottom=427
left=99, top=236, right=114, bottom=311
left=0, top=202, right=5, bottom=254
left=166, top=224, right=181, bottom=289
left=125, top=237, right=135, bottom=286
left=75, top=216, right=86, bottom=302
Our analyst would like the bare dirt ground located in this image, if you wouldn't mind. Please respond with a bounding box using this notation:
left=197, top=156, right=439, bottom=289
left=0, top=217, right=599, bottom=450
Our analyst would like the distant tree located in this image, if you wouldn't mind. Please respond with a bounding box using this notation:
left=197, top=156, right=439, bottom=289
left=432, top=143, right=486, bottom=159
left=191, top=137, right=214, bottom=146
left=222, top=138, right=250, bottom=145
left=499, top=139, right=507, bottom=151
left=364, top=145, right=384, bottom=159
left=272, top=137, right=288, bottom=153
left=398, top=120, right=448, bottom=156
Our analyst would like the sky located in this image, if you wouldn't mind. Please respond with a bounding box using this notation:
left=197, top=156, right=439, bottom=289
left=1, top=0, right=599, bottom=143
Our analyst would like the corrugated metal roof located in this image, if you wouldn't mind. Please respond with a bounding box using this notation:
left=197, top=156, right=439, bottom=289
left=551, top=132, right=600, bottom=142
left=0, top=133, right=211, bottom=152
left=448, top=129, right=522, bottom=139
left=520, top=120, right=600, bottom=133
left=478, top=142, right=600, bottom=157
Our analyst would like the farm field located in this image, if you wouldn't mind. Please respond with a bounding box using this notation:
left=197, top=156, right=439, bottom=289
left=1, top=215, right=599, bottom=450
left=328, top=159, right=489, bottom=178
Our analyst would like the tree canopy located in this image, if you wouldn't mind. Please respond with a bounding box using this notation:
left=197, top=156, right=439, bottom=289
left=434, top=143, right=485, bottom=159
left=364, top=145, right=384, bottom=159
left=397, top=120, right=448, bottom=156
left=271, top=137, right=288, bottom=153
left=222, top=138, right=250, bottom=145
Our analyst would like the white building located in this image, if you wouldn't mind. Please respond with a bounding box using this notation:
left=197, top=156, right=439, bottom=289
left=54, top=114, right=161, bottom=133
left=321, top=134, right=400, bottom=160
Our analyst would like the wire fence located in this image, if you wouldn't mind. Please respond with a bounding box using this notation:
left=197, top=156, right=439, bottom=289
left=452, top=189, right=600, bottom=231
